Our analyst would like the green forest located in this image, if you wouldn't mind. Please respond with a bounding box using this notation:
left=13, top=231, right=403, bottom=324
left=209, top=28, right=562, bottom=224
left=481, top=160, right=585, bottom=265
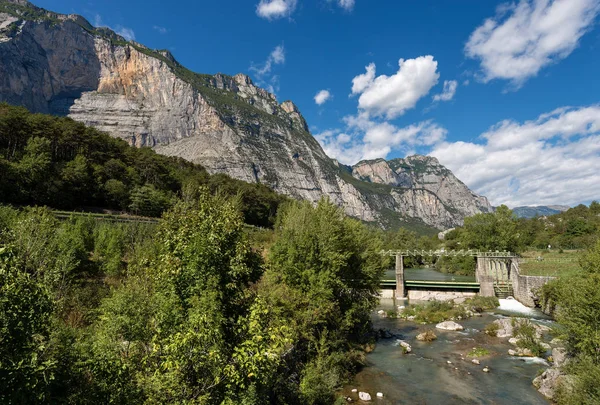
left=0, top=103, right=285, bottom=228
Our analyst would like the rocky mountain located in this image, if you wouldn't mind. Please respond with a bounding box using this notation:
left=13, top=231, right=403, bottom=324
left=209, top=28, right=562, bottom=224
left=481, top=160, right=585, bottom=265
left=512, top=205, right=570, bottom=219
left=0, top=0, right=492, bottom=230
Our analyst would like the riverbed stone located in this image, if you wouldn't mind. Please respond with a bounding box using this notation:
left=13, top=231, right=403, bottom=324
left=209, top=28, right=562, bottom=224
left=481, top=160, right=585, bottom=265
left=376, top=392, right=384, bottom=398
left=471, top=359, right=480, bottom=365
left=436, top=321, right=464, bottom=331
left=483, top=367, right=490, bottom=373
left=358, top=392, right=371, bottom=401
left=533, top=368, right=574, bottom=400
left=508, top=347, right=534, bottom=357
left=552, top=347, right=569, bottom=367
left=416, top=331, right=437, bottom=341
left=398, top=340, right=412, bottom=353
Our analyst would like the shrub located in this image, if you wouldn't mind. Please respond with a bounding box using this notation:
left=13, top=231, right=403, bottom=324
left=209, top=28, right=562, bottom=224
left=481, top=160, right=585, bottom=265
left=512, top=319, right=546, bottom=357
left=484, top=322, right=499, bottom=337
left=466, top=296, right=499, bottom=312
left=408, top=300, right=467, bottom=324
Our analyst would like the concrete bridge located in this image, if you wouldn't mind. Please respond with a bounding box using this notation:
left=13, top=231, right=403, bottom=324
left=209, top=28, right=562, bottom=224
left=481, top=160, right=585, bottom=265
left=380, top=250, right=521, bottom=301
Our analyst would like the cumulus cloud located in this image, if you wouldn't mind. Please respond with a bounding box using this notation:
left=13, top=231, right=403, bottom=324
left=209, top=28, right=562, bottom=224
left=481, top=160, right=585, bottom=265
left=465, top=0, right=600, bottom=86
left=431, top=106, right=600, bottom=206
left=351, top=56, right=440, bottom=119
left=256, top=0, right=297, bottom=20
left=314, top=90, right=332, bottom=105
left=433, top=80, right=458, bottom=102
left=316, top=113, right=447, bottom=165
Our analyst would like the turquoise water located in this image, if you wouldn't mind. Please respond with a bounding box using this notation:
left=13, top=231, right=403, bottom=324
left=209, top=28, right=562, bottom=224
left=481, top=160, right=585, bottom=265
left=343, top=299, right=551, bottom=404
left=384, top=267, right=476, bottom=282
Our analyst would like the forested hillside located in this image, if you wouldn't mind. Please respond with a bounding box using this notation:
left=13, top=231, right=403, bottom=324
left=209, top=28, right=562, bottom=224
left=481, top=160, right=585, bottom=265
left=0, top=103, right=285, bottom=227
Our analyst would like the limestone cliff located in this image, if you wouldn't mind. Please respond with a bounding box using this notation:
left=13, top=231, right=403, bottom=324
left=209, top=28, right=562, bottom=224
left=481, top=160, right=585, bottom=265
left=0, top=0, right=492, bottom=229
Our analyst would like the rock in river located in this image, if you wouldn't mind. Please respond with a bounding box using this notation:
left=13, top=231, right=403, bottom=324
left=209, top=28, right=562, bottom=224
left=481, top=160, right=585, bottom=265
left=436, top=321, right=464, bottom=331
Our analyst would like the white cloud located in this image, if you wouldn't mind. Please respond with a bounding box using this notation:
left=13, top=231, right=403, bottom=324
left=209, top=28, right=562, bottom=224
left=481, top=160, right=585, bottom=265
left=314, top=90, right=332, bottom=105
left=250, top=45, right=286, bottom=94
left=337, top=0, right=355, bottom=11
left=251, top=45, right=285, bottom=76
left=316, top=115, right=447, bottom=165
left=351, top=56, right=440, bottom=119
left=433, top=80, right=458, bottom=102
left=115, top=26, right=135, bottom=41
left=256, top=0, right=297, bottom=20
left=465, top=0, right=600, bottom=86
left=431, top=105, right=600, bottom=206
left=93, top=14, right=135, bottom=41
left=153, top=25, right=169, bottom=34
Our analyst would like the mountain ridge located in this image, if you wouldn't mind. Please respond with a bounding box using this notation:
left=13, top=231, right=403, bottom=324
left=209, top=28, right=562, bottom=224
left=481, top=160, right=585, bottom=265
left=0, top=0, right=493, bottom=229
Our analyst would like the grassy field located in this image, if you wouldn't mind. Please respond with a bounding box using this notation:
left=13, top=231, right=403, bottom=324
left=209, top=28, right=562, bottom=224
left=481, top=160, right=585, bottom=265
left=519, top=250, right=582, bottom=277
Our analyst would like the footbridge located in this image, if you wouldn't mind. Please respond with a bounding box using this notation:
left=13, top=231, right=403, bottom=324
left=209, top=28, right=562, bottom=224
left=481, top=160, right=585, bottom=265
left=380, top=250, right=517, bottom=300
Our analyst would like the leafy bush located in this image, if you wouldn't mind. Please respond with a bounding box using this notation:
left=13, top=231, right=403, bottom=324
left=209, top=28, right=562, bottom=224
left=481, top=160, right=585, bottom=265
left=512, top=319, right=546, bottom=357
left=466, top=296, right=499, bottom=312
left=484, top=322, right=499, bottom=337
left=406, top=300, right=467, bottom=324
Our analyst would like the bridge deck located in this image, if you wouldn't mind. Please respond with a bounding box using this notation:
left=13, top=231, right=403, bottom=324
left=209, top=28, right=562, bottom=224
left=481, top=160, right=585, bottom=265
left=380, top=249, right=514, bottom=258
left=380, top=279, right=480, bottom=291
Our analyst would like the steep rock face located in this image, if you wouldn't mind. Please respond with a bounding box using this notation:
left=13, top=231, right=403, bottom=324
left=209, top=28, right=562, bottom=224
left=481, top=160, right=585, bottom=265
left=0, top=2, right=491, bottom=229
left=353, top=156, right=492, bottom=224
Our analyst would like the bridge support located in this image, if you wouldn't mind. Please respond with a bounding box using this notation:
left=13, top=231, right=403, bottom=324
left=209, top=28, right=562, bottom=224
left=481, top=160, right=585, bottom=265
left=395, top=254, right=406, bottom=298
left=476, top=257, right=495, bottom=297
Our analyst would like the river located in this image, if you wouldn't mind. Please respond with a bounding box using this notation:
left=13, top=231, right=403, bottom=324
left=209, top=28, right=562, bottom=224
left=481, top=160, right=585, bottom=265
left=343, top=268, right=552, bottom=404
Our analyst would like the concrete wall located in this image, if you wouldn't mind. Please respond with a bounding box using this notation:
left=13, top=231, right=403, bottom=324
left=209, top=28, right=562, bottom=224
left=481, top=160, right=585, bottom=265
left=407, top=290, right=477, bottom=301
left=511, top=261, right=555, bottom=308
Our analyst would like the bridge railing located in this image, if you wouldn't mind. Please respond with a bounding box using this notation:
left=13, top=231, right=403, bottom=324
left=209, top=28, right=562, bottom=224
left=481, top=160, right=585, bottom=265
left=379, top=249, right=514, bottom=257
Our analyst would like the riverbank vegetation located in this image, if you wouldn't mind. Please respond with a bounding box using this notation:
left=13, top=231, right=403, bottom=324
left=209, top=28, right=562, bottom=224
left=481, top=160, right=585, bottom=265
left=539, top=239, right=600, bottom=404
left=0, top=195, right=385, bottom=404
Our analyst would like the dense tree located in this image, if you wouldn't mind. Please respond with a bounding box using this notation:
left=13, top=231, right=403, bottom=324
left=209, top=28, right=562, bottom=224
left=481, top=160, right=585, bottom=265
left=459, top=205, right=520, bottom=252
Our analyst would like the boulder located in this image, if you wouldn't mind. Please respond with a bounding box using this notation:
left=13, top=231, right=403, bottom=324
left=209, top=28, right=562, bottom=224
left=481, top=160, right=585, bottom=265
left=533, top=368, right=574, bottom=400
left=358, top=392, right=372, bottom=401
left=416, top=331, right=437, bottom=341
left=398, top=340, right=412, bottom=353
left=492, top=318, right=514, bottom=338
left=436, top=321, right=464, bottom=331
left=508, top=347, right=534, bottom=357
left=552, top=347, right=569, bottom=367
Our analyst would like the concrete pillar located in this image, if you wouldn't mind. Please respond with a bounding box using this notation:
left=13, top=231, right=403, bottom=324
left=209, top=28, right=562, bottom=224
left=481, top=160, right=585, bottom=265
left=395, top=254, right=405, bottom=298
left=476, top=256, right=495, bottom=297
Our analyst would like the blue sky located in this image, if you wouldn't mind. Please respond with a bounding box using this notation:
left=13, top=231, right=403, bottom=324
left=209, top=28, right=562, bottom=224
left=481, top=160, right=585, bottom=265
left=34, top=0, right=600, bottom=207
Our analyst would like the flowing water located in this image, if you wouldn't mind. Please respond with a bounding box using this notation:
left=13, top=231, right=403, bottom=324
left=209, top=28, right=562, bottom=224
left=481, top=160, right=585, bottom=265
left=343, top=269, right=552, bottom=404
